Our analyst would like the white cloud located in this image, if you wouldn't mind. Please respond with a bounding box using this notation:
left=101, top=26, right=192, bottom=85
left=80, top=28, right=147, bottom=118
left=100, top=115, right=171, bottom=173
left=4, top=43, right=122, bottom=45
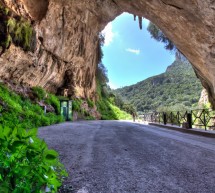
left=101, top=23, right=115, bottom=46
left=108, top=82, right=118, bottom=90
left=126, top=48, right=140, bottom=55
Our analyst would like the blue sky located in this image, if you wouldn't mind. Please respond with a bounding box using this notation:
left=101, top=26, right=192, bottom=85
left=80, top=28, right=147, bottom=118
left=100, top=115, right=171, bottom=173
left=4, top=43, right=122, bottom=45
left=101, top=12, right=175, bottom=89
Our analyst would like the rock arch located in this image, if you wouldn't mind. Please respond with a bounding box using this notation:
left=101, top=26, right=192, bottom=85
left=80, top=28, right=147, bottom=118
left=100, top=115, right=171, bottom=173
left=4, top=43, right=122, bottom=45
left=1, top=0, right=215, bottom=106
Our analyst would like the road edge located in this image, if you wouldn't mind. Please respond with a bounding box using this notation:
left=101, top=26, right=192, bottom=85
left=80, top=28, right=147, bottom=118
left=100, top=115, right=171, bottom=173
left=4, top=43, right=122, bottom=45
left=147, top=123, right=215, bottom=138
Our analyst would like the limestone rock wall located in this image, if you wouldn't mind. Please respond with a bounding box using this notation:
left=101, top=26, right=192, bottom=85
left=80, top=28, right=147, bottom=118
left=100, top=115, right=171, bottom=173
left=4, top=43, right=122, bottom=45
left=198, top=89, right=209, bottom=107
left=0, top=0, right=215, bottom=106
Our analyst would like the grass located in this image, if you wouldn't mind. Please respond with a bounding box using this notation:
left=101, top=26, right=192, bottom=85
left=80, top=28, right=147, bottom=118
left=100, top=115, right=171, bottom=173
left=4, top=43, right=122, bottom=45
left=0, top=83, right=64, bottom=129
left=96, top=98, right=131, bottom=120
left=95, top=78, right=132, bottom=120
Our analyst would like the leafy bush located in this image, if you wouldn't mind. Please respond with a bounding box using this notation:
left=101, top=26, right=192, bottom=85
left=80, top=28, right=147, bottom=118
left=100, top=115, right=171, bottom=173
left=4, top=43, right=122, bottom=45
left=0, top=126, right=67, bottom=192
left=32, top=86, right=46, bottom=101
left=85, top=116, right=95, bottom=120
left=45, top=94, right=61, bottom=114
left=0, top=84, right=67, bottom=192
left=109, top=103, right=132, bottom=120
left=96, top=98, right=131, bottom=120
left=0, top=85, right=22, bottom=113
left=87, top=99, right=94, bottom=108
left=0, top=110, right=21, bottom=128
left=46, top=113, right=64, bottom=125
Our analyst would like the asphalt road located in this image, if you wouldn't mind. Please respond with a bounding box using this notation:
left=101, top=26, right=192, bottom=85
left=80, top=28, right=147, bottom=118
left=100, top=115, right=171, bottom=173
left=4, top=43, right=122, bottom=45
left=38, top=121, right=215, bottom=193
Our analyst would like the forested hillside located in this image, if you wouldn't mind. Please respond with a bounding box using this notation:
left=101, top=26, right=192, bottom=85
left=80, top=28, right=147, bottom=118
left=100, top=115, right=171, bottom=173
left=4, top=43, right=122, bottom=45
left=115, top=59, right=203, bottom=112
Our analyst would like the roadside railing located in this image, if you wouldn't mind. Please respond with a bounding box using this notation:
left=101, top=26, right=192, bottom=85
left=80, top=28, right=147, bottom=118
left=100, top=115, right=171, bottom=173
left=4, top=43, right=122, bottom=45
left=141, top=109, right=215, bottom=131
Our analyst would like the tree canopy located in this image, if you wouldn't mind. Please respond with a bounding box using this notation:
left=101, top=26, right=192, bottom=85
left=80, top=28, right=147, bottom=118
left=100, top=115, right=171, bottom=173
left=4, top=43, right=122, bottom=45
left=114, top=59, right=203, bottom=113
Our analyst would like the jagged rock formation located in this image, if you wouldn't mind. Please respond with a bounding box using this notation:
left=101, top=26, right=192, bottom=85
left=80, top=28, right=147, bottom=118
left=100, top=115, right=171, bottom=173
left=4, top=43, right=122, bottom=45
left=0, top=0, right=215, bottom=106
left=198, top=89, right=209, bottom=107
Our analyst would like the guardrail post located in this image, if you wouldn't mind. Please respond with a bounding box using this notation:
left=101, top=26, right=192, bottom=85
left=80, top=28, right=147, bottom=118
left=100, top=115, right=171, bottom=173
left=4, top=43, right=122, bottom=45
left=187, top=113, right=192, bottom=129
left=163, top=112, right=167, bottom=125
left=203, top=109, right=207, bottom=130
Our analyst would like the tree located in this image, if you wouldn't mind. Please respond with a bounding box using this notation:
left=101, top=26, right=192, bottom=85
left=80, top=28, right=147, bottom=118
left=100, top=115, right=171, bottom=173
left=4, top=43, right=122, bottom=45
left=96, top=33, right=108, bottom=85
left=147, top=22, right=176, bottom=51
left=96, top=62, right=109, bottom=85
left=122, top=103, right=136, bottom=115
left=147, top=22, right=186, bottom=60
left=114, top=94, right=124, bottom=108
left=96, top=33, right=109, bottom=98
left=97, top=33, right=105, bottom=64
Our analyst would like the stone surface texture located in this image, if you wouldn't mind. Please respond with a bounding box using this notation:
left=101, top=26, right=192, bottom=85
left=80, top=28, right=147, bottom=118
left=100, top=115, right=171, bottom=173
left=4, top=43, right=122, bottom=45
left=198, top=89, right=209, bottom=107
left=0, top=0, right=215, bottom=105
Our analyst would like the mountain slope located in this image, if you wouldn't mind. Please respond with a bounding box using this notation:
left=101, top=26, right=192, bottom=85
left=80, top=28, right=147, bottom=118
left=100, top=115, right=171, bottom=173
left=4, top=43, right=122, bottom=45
left=115, top=59, right=203, bottom=112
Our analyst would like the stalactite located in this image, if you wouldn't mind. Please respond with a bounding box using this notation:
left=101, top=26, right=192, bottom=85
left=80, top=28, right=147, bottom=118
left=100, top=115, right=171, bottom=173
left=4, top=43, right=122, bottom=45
left=133, top=14, right=136, bottom=21
left=138, top=16, right=142, bottom=30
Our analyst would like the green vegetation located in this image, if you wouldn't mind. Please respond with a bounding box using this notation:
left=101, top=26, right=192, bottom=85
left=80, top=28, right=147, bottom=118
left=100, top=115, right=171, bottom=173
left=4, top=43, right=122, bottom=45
left=147, top=22, right=175, bottom=52
left=71, top=98, right=96, bottom=120
left=87, top=99, right=94, bottom=108
left=96, top=79, right=131, bottom=120
left=7, top=17, right=33, bottom=50
left=32, top=86, right=46, bottom=101
left=0, top=4, right=34, bottom=53
left=45, top=93, right=61, bottom=115
left=147, top=22, right=188, bottom=62
left=95, top=33, right=133, bottom=120
left=115, top=59, right=203, bottom=113
left=0, top=126, right=67, bottom=192
left=72, top=98, right=82, bottom=112
left=96, top=97, right=131, bottom=120
left=0, top=84, right=64, bottom=128
left=71, top=87, right=132, bottom=120
left=0, top=84, right=67, bottom=192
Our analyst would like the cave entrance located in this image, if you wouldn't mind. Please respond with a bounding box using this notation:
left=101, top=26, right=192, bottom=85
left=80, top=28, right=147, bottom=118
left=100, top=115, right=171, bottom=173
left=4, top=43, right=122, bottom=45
left=101, top=13, right=175, bottom=89
left=99, top=13, right=203, bottom=113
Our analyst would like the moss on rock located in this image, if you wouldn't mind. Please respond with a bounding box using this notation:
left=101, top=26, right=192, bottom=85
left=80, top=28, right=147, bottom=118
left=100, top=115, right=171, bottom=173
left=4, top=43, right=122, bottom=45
left=0, top=4, right=34, bottom=53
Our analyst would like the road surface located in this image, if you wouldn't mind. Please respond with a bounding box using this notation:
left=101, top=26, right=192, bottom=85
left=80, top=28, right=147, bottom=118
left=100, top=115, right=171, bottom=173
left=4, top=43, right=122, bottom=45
left=38, top=121, right=215, bottom=193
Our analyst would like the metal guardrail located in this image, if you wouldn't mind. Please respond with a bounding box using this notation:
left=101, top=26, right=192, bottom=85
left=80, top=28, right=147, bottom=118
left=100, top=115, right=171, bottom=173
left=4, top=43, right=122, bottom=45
left=141, top=109, right=215, bottom=131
